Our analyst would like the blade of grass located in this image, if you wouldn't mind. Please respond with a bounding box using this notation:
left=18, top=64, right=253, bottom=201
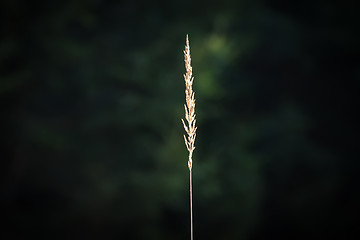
left=182, top=34, right=196, bottom=240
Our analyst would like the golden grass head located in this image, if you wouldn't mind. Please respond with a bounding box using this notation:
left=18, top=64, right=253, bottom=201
left=182, top=34, right=197, bottom=171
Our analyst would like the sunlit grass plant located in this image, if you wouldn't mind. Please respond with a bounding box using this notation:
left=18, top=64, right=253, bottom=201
left=181, top=34, right=197, bottom=240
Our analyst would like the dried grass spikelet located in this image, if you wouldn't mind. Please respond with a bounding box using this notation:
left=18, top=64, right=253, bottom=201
left=181, top=34, right=197, bottom=171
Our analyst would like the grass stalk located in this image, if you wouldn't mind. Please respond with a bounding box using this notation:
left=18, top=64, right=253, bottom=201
left=182, top=34, right=197, bottom=240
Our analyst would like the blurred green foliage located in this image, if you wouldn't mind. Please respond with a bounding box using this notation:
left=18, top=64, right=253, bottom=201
left=0, top=0, right=359, bottom=239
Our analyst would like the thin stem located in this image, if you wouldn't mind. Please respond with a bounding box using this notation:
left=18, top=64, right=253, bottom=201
left=190, top=169, right=193, bottom=240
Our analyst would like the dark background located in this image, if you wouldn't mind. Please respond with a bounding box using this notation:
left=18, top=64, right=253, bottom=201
left=0, top=0, right=359, bottom=239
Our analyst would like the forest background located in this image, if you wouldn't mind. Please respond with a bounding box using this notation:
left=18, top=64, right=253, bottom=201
left=0, top=0, right=358, bottom=239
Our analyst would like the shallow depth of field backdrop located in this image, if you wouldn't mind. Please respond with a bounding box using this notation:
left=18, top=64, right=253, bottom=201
left=0, top=0, right=358, bottom=239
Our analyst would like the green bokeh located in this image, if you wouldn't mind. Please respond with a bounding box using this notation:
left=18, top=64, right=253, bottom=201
left=1, top=0, right=358, bottom=239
